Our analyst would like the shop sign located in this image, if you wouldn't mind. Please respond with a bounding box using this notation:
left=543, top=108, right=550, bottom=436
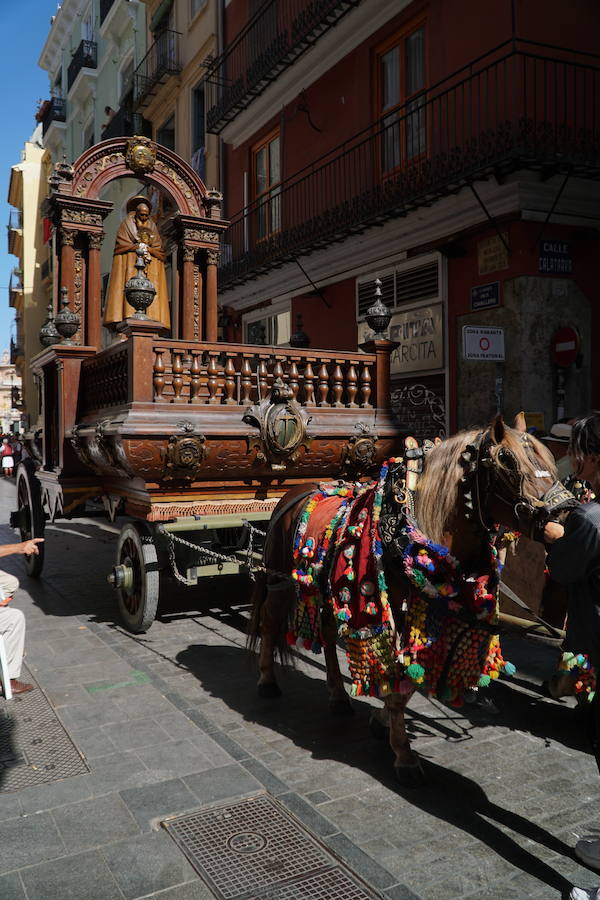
left=470, top=281, right=501, bottom=311
left=359, top=303, right=444, bottom=374
left=463, top=326, right=505, bottom=361
left=539, top=241, right=573, bottom=274
left=477, top=233, right=509, bottom=275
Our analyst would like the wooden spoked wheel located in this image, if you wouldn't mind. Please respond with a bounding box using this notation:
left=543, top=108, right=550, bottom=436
left=113, top=522, right=160, bottom=633
left=15, top=464, right=45, bottom=578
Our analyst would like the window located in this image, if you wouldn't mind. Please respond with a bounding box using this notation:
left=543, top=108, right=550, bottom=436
left=252, top=130, right=281, bottom=241
left=191, top=84, right=205, bottom=180
left=157, top=114, right=175, bottom=151
left=119, top=55, right=134, bottom=103
left=243, top=303, right=291, bottom=346
left=81, top=5, right=95, bottom=42
left=83, top=117, right=95, bottom=151
left=378, top=25, right=425, bottom=172
left=191, top=0, right=207, bottom=19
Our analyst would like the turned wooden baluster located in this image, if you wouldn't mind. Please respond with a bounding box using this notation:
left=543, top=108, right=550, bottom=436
left=153, top=349, right=165, bottom=400
left=207, top=353, right=220, bottom=404
left=346, top=363, right=358, bottom=408
left=288, top=359, right=300, bottom=399
left=172, top=350, right=184, bottom=402
left=241, top=356, right=253, bottom=403
left=224, top=354, right=237, bottom=404
left=303, top=361, right=315, bottom=405
left=258, top=357, right=269, bottom=398
left=360, top=362, right=372, bottom=408
left=332, top=362, right=344, bottom=407
left=318, top=363, right=330, bottom=407
left=189, top=352, right=201, bottom=402
left=273, top=358, right=284, bottom=384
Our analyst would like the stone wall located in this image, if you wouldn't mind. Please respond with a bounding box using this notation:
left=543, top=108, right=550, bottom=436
left=457, top=276, right=591, bottom=430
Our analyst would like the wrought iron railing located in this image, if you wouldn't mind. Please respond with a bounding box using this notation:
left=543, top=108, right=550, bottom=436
left=205, top=0, right=362, bottom=133
left=101, top=107, right=147, bottom=140
left=8, top=271, right=23, bottom=307
left=8, top=210, right=22, bottom=256
left=10, top=341, right=22, bottom=366
left=100, top=0, right=117, bottom=26
left=67, top=40, right=97, bottom=91
left=220, top=40, right=600, bottom=290
left=40, top=97, right=66, bottom=136
left=134, top=30, right=181, bottom=107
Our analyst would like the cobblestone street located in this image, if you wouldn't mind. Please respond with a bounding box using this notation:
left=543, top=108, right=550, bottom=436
left=1, top=476, right=599, bottom=899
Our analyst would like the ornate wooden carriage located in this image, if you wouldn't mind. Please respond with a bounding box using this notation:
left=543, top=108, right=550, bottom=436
left=14, top=137, right=400, bottom=632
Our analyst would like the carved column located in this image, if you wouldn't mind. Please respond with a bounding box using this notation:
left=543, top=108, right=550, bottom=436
left=182, top=245, right=199, bottom=342
left=60, top=227, right=77, bottom=308
left=86, top=232, right=103, bottom=350
left=206, top=248, right=219, bottom=343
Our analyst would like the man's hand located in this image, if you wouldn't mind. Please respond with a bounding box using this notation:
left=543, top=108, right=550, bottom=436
left=544, top=522, right=564, bottom=544
left=20, top=538, right=44, bottom=555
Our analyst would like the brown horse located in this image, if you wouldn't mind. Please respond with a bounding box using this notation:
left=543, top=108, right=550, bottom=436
left=248, top=416, right=574, bottom=785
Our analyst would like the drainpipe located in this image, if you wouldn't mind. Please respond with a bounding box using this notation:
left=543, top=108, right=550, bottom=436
left=217, top=0, right=224, bottom=193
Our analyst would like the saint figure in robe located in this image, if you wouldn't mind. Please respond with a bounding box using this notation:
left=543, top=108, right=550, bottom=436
left=103, top=196, right=170, bottom=329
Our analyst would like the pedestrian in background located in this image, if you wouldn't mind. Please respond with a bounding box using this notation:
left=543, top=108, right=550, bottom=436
left=543, top=414, right=600, bottom=900
left=0, top=536, right=44, bottom=695
left=1, top=438, right=14, bottom=477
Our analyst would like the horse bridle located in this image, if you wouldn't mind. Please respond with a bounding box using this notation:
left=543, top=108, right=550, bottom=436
left=460, top=429, right=578, bottom=541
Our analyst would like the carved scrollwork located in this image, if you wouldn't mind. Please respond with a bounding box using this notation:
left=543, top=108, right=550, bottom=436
left=88, top=231, right=104, bottom=250
left=60, top=228, right=77, bottom=247
left=62, top=209, right=104, bottom=227
left=182, top=245, right=196, bottom=263
left=183, top=228, right=219, bottom=243
left=161, top=433, right=208, bottom=482
left=206, top=249, right=220, bottom=266
left=243, top=377, right=312, bottom=471
left=342, top=432, right=378, bottom=473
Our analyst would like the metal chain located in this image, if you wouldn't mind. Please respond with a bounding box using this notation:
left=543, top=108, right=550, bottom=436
left=163, top=521, right=271, bottom=586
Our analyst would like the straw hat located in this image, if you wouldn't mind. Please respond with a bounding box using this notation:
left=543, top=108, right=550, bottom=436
left=542, top=423, right=572, bottom=443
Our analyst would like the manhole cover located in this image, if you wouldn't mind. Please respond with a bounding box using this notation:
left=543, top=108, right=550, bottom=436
left=163, top=794, right=381, bottom=899
left=0, top=665, right=89, bottom=792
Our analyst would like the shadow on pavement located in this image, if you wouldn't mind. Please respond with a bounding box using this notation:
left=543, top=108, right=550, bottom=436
left=176, top=642, right=577, bottom=896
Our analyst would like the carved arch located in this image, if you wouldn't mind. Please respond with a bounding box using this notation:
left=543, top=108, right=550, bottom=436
left=68, top=138, right=207, bottom=217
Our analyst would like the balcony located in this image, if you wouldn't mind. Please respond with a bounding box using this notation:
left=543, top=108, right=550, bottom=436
left=10, top=341, right=22, bottom=368
left=219, top=40, right=600, bottom=291
left=8, top=270, right=23, bottom=308
left=100, top=0, right=117, bottom=26
left=205, top=0, right=362, bottom=134
left=67, top=40, right=97, bottom=93
left=134, top=30, right=181, bottom=108
left=7, top=210, right=22, bottom=257
left=101, top=107, right=150, bottom=140
left=39, top=97, right=66, bottom=137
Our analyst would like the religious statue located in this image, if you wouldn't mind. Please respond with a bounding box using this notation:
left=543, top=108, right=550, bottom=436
left=103, top=195, right=170, bottom=329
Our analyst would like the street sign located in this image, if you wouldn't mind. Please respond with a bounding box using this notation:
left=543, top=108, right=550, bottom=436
left=463, top=326, right=505, bottom=361
left=470, top=281, right=501, bottom=311
left=539, top=241, right=573, bottom=274
left=551, top=326, right=579, bottom=367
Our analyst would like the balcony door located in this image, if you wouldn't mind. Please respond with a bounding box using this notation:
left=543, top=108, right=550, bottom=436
left=252, top=130, right=281, bottom=242
left=377, top=24, right=426, bottom=173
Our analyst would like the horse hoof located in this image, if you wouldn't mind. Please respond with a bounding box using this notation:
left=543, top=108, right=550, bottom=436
left=394, top=762, right=426, bottom=788
left=330, top=698, right=354, bottom=716
left=369, top=714, right=388, bottom=741
left=258, top=682, right=281, bottom=699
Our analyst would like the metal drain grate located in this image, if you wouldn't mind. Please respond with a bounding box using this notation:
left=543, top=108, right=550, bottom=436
left=163, top=794, right=380, bottom=899
left=0, top=665, right=89, bottom=792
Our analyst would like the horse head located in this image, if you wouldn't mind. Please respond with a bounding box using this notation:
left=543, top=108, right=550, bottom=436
left=415, top=415, right=577, bottom=547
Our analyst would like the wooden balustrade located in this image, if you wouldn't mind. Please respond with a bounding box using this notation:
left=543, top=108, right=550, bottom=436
left=150, top=341, right=376, bottom=409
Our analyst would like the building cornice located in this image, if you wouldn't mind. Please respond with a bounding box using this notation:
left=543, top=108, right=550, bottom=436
left=38, top=0, right=87, bottom=76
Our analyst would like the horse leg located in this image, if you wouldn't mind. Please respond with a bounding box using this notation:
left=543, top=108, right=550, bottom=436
left=256, top=575, right=292, bottom=698
left=383, top=691, right=426, bottom=787
left=321, top=609, right=354, bottom=716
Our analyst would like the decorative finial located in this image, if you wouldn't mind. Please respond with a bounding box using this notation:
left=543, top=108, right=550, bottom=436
left=39, top=301, right=60, bottom=347
left=365, top=277, right=391, bottom=337
left=55, top=287, right=80, bottom=344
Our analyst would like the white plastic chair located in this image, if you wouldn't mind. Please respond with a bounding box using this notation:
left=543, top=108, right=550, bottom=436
left=0, top=634, right=12, bottom=700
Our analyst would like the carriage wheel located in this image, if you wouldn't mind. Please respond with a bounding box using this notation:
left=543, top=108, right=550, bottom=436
left=15, top=464, right=45, bottom=578
left=110, top=522, right=160, bottom=633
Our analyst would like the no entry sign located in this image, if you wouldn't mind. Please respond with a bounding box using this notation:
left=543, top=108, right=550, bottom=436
left=463, top=326, right=505, bottom=361
left=552, top=327, right=579, bottom=367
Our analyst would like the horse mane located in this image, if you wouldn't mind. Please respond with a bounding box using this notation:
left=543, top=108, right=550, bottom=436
left=414, top=425, right=558, bottom=544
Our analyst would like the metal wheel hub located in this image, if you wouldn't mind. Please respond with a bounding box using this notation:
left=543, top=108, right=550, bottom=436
left=108, top=563, right=134, bottom=592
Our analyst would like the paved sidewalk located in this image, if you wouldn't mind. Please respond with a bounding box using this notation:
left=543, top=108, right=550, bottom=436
left=0, top=476, right=599, bottom=899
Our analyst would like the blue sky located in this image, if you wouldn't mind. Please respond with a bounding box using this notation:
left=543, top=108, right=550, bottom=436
left=0, top=0, right=59, bottom=355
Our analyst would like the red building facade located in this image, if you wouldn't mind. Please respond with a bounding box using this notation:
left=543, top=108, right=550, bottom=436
left=206, top=0, right=600, bottom=436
